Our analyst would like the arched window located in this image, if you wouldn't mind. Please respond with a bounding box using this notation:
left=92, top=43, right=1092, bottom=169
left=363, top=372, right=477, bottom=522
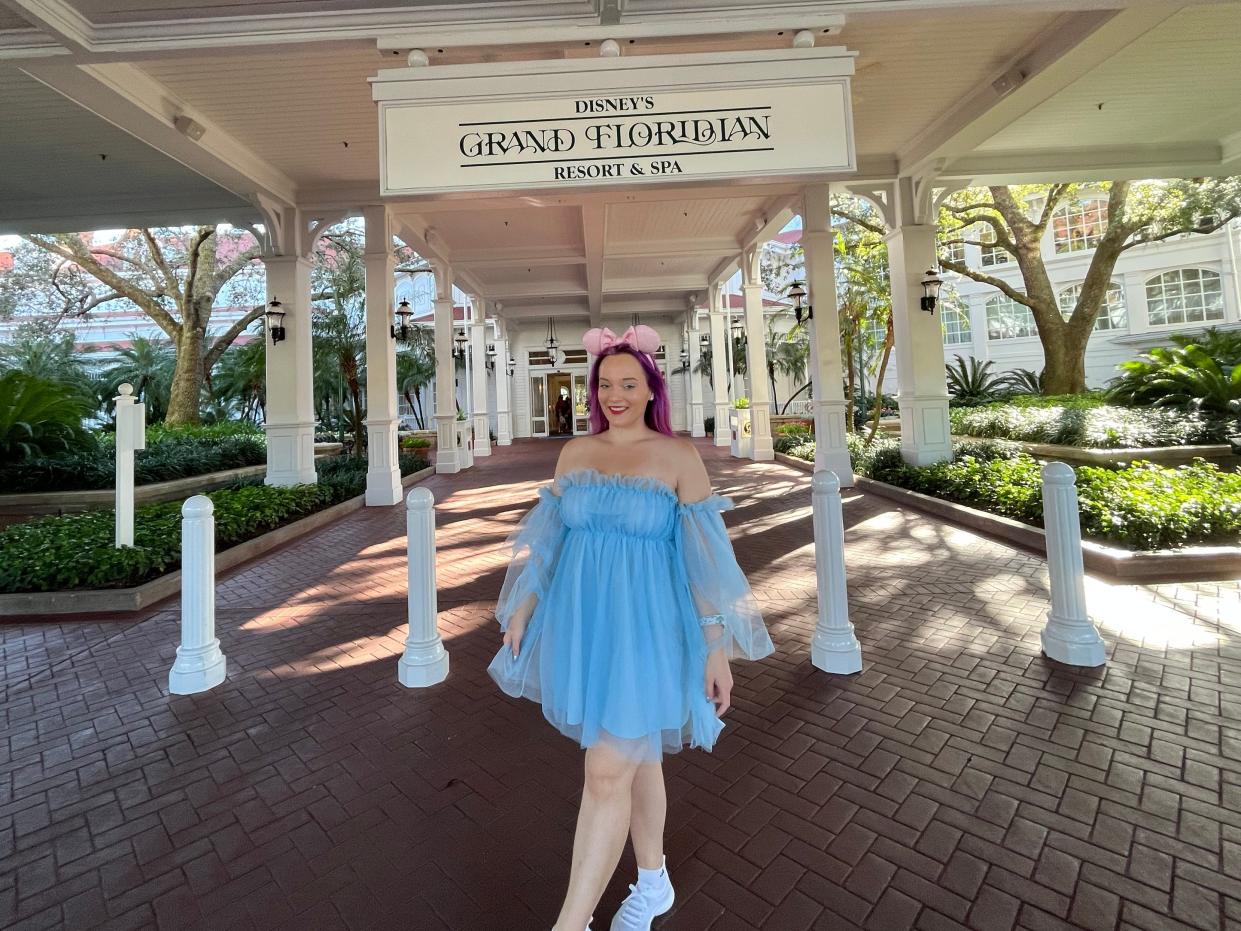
left=1052, top=199, right=1108, bottom=254
left=985, top=293, right=1036, bottom=340
left=1058, top=282, right=1127, bottom=332
left=979, top=227, right=1011, bottom=267
left=941, top=302, right=972, bottom=346
left=1145, top=269, right=1225, bottom=327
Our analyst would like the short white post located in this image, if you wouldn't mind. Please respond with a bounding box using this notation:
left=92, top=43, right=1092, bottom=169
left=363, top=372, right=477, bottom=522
left=1040, top=462, right=1107, bottom=667
left=169, top=495, right=227, bottom=694
left=398, top=486, right=449, bottom=687
left=114, top=383, right=145, bottom=548
left=811, top=470, right=863, bottom=674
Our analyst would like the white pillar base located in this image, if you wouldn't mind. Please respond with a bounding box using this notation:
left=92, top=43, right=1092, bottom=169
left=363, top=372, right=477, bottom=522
left=264, top=421, right=317, bottom=486
left=812, top=635, right=863, bottom=675
left=169, top=641, right=227, bottom=695
left=898, top=395, right=952, bottom=466
left=713, top=402, right=731, bottom=446
left=435, top=414, right=461, bottom=473
left=497, top=410, right=513, bottom=446
left=364, top=416, right=402, bottom=506
left=749, top=401, right=775, bottom=461
left=812, top=399, right=853, bottom=488
left=472, top=414, right=492, bottom=456
left=690, top=401, right=706, bottom=438
left=1041, top=622, right=1107, bottom=667
left=398, top=643, right=450, bottom=688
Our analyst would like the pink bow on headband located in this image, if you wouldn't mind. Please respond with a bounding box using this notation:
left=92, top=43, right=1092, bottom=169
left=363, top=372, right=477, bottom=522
left=581, top=325, right=662, bottom=356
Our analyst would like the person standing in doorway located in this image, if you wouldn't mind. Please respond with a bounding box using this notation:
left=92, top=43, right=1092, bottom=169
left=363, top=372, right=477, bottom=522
left=488, top=324, right=775, bottom=931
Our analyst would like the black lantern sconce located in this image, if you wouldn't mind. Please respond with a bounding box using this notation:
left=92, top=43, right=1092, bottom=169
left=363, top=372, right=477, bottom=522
left=921, top=269, right=945, bottom=313
left=544, top=316, right=560, bottom=353
left=265, top=298, right=287, bottom=344
left=452, top=326, right=468, bottom=359
left=391, top=298, right=413, bottom=342
left=485, top=342, right=498, bottom=371
left=786, top=281, right=812, bottom=324
left=505, top=352, right=516, bottom=378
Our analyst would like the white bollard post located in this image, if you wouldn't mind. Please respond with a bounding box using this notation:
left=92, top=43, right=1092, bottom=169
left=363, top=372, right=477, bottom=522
left=1040, top=462, right=1106, bottom=667
left=113, top=383, right=145, bottom=548
left=398, top=486, right=449, bottom=687
left=811, top=470, right=863, bottom=674
left=169, top=495, right=227, bottom=695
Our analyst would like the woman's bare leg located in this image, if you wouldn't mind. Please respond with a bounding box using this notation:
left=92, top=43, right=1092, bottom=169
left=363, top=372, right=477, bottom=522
left=628, top=762, right=667, bottom=870
left=553, top=743, right=640, bottom=931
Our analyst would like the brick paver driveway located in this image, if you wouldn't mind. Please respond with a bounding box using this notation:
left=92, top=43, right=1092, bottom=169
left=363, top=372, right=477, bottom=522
left=2, top=439, right=1239, bottom=930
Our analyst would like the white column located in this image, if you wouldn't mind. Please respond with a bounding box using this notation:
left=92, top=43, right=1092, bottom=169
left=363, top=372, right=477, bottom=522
left=263, top=255, right=317, bottom=486
left=687, top=306, right=706, bottom=438
left=810, top=471, right=862, bottom=674
left=494, top=315, right=513, bottom=445
left=398, top=486, right=450, bottom=687
left=1040, top=462, right=1107, bottom=667
left=113, top=383, right=144, bottom=547
left=363, top=206, right=402, bottom=506
left=889, top=178, right=952, bottom=466
left=801, top=184, right=853, bottom=485
left=709, top=284, right=731, bottom=446
left=470, top=300, right=492, bottom=457
left=169, top=495, right=227, bottom=695
left=433, top=265, right=462, bottom=473
left=741, top=248, right=774, bottom=461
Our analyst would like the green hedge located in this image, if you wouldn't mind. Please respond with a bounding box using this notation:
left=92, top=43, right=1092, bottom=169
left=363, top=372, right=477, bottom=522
left=0, top=432, right=268, bottom=493
left=950, top=401, right=1227, bottom=448
left=0, top=453, right=429, bottom=593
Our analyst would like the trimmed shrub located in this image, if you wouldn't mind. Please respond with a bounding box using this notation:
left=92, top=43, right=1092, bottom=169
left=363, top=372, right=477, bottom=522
left=0, top=453, right=430, bottom=593
left=950, top=402, right=1225, bottom=448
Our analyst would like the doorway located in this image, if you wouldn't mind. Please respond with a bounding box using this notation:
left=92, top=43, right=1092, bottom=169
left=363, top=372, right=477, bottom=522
left=530, top=370, right=590, bottom=437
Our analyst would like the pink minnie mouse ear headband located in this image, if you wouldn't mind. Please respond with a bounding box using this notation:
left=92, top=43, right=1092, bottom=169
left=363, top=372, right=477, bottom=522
left=581, top=324, right=662, bottom=357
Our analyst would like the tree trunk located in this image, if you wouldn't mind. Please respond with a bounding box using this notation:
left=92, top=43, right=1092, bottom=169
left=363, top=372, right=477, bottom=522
left=166, top=328, right=205, bottom=424
left=1040, top=325, right=1090, bottom=395
left=866, top=317, right=895, bottom=443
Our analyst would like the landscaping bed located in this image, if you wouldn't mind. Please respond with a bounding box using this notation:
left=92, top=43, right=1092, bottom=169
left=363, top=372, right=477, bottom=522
left=0, top=453, right=429, bottom=595
left=783, top=435, right=1241, bottom=553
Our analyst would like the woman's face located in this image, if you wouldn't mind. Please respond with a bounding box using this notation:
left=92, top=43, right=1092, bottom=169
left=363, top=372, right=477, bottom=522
left=597, top=353, right=652, bottom=428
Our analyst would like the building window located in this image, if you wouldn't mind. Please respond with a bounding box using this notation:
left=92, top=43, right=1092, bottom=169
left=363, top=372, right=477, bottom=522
left=986, top=293, right=1036, bottom=340
left=1058, top=282, right=1128, bottom=332
left=938, top=238, right=966, bottom=266
left=1052, top=199, right=1108, bottom=254
left=979, top=228, right=1011, bottom=267
left=941, top=303, right=972, bottom=346
left=1145, top=268, right=1225, bottom=327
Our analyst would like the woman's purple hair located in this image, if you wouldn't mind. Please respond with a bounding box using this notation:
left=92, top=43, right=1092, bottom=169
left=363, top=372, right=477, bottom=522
left=587, top=345, right=676, bottom=436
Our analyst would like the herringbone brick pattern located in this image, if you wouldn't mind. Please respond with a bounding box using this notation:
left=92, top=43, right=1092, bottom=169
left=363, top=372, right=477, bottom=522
left=1, top=439, right=1239, bottom=930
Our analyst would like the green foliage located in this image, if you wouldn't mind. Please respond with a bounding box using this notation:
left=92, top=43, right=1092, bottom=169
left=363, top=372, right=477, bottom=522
left=0, top=428, right=266, bottom=492
left=0, top=452, right=431, bottom=593
left=946, top=356, right=1009, bottom=407
left=400, top=436, right=432, bottom=449
left=845, top=432, right=902, bottom=476
left=1002, top=368, right=1044, bottom=395
left=734, top=397, right=750, bottom=409
left=951, top=401, right=1224, bottom=448
left=1107, top=330, right=1241, bottom=414
left=704, top=416, right=715, bottom=435
left=0, top=371, right=95, bottom=462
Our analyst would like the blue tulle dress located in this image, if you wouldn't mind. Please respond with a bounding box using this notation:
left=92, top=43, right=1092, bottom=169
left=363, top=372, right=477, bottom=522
left=487, top=468, right=775, bottom=763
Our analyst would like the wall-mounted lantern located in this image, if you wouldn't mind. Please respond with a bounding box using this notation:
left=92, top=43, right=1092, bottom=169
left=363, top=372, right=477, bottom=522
left=786, top=280, right=812, bottom=324
left=392, top=298, right=413, bottom=341
left=921, top=269, right=945, bottom=313
left=265, top=298, right=287, bottom=344
left=453, top=326, right=468, bottom=358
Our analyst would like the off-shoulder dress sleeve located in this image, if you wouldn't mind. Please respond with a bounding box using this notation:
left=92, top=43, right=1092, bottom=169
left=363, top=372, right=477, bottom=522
left=677, top=494, right=775, bottom=662
left=495, top=485, right=566, bottom=632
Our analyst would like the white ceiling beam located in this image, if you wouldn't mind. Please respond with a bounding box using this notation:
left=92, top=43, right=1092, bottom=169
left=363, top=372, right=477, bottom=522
left=18, top=60, right=297, bottom=208
left=605, top=274, right=707, bottom=294
left=582, top=203, right=607, bottom=328
left=941, top=143, right=1231, bottom=186
left=453, top=248, right=588, bottom=268
left=0, top=0, right=91, bottom=54
left=898, top=6, right=1180, bottom=177
left=608, top=239, right=739, bottom=259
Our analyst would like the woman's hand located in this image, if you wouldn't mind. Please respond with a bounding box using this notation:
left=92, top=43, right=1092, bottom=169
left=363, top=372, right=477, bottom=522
left=705, top=650, right=733, bottom=718
left=502, top=616, right=528, bottom=659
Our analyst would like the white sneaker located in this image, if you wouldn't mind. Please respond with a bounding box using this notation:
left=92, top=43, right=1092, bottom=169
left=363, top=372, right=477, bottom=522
left=609, top=878, right=675, bottom=930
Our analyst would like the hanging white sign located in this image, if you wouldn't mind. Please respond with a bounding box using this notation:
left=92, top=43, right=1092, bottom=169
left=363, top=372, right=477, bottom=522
left=372, top=48, right=856, bottom=196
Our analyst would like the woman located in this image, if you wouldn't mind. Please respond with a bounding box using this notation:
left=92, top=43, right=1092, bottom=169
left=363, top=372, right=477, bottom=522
left=488, top=324, right=775, bottom=931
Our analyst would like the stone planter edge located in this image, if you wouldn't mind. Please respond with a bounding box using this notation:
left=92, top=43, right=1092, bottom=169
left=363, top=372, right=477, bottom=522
left=0, top=465, right=435, bottom=618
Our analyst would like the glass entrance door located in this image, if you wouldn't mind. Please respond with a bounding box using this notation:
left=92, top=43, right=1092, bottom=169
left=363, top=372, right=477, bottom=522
left=572, top=374, right=589, bottom=434
left=530, top=375, right=547, bottom=437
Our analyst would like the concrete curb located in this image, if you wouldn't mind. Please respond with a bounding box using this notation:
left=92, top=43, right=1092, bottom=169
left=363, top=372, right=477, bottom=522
left=0, top=465, right=434, bottom=618
left=774, top=452, right=1240, bottom=582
